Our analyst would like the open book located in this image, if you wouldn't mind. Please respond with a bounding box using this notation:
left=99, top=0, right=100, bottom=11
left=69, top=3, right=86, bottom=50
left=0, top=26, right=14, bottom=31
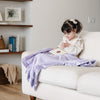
left=49, top=48, right=67, bottom=55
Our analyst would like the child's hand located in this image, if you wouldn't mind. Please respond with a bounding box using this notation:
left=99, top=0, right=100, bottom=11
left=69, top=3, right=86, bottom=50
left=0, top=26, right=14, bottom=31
left=61, top=42, right=71, bottom=49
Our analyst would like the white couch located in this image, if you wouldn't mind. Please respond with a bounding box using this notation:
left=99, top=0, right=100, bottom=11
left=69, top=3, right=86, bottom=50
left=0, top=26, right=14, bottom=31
left=22, top=32, right=100, bottom=100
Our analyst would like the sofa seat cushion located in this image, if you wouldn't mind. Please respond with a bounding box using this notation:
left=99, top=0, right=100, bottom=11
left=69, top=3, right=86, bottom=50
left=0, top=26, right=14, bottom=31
left=77, top=72, right=100, bottom=96
left=39, top=66, right=100, bottom=90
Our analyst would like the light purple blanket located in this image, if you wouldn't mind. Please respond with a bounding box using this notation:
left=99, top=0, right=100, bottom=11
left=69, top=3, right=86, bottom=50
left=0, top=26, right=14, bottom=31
left=22, top=48, right=96, bottom=90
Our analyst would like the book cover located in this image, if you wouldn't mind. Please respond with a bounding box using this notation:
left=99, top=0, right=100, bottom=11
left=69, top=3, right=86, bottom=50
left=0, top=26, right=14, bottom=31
left=16, top=35, right=20, bottom=52
left=9, top=37, right=16, bottom=52
left=49, top=48, right=66, bottom=55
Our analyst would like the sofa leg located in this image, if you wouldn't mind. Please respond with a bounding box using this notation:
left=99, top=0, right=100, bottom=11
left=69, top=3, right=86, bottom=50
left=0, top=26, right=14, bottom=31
left=30, top=96, right=36, bottom=100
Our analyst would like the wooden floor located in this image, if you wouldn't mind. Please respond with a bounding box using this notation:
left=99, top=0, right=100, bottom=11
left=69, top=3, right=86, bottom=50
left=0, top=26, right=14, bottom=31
left=0, top=82, right=40, bottom=100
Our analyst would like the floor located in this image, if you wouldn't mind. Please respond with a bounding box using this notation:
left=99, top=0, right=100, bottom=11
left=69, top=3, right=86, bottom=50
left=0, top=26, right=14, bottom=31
left=0, top=82, right=40, bottom=100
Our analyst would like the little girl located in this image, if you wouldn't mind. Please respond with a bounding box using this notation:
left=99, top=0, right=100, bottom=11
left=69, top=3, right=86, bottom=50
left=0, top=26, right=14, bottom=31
left=55, top=19, right=84, bottom=56
left=23, top=19, right=96, bottom=90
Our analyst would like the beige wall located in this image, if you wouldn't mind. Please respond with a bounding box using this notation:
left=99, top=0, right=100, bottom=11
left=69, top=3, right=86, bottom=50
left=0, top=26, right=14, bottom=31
left=27, top=0, right=100, bottom=51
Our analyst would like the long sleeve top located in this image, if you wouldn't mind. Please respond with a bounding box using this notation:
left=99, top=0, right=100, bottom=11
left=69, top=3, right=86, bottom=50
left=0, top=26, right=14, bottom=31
left=58, top=36, right=84, bottom=55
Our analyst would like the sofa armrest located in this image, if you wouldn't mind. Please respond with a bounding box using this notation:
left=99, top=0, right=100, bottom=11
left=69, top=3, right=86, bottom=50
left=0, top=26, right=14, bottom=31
left=21, top=51, right=35, bottom=94
left=22, top=51, right=35, bottom=59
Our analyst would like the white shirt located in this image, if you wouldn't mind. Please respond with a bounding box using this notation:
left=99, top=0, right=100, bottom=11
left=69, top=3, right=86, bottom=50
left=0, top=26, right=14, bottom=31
left=58, top=36, right=84, bottom=55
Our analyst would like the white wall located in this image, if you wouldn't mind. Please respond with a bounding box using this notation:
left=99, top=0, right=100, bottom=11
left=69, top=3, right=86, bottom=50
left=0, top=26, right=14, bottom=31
left=0, top=0, right=100, bottom=79
left=28, top=0, right=100, bottom=51
left=0, top=1, right=32, bottom=79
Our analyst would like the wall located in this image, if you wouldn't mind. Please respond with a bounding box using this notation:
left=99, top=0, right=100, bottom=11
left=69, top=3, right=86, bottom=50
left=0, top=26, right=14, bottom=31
left=0, top=0, right=100, bottom=79
left=0, top=1, right=32, bottom=78
left=28, top=0, right=100, bottom=51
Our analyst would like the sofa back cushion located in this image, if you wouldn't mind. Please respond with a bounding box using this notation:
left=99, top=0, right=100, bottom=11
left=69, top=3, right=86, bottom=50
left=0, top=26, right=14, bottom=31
left=80, top=31, right=100, bottom=66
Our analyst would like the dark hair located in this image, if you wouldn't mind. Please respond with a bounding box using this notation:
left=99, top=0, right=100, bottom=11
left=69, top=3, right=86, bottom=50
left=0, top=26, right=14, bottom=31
left=61, top=19, right=83, bottom=34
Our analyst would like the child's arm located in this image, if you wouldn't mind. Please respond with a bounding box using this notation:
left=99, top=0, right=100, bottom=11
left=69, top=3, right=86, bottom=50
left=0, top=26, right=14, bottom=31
left=60, top=36, right=71, bottom=49
left=61, top=42, right=71, bottom=49
left=64, top=39, right=84, bottom=55
left=56, top=36, right=70, bottom=49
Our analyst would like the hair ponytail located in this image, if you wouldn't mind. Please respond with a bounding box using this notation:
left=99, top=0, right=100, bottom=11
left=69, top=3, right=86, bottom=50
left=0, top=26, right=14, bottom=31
left=74, top=19, right=82, bottom=33
left=61, top=19, right=83, bottom=34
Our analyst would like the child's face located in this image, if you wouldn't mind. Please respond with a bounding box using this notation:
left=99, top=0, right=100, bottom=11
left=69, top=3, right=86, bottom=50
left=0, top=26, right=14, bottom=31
left=63, top=30, right=76, bottom=40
